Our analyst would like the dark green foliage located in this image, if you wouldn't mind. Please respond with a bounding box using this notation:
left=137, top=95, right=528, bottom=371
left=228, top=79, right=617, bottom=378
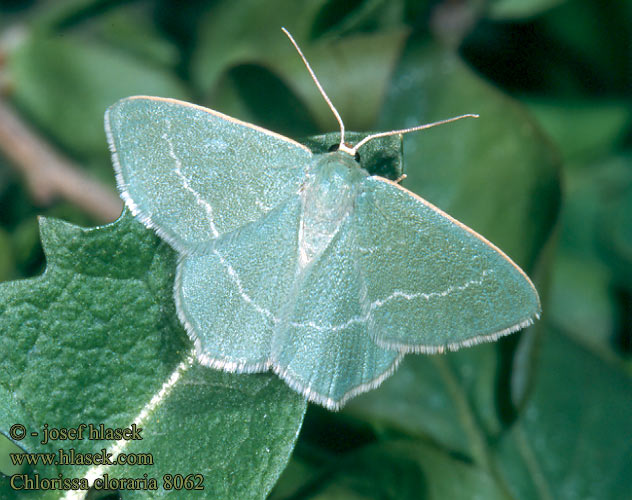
left=0, top=0, right=629, bottom=498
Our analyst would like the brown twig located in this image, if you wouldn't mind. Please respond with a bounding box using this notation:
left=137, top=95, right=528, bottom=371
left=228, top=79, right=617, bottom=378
left=0, top=99, right=122, bottom=222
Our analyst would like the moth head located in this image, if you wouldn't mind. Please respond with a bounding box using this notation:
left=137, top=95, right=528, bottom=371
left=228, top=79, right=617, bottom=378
left=328, top=142, right=361, bottom=163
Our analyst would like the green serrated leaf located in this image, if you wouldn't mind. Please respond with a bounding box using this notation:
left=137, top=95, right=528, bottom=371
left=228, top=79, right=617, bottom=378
left=0, top=211, right=306, bottom=499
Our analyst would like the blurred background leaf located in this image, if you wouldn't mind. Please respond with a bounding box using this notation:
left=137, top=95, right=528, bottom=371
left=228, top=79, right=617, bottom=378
left=7, top=21, right=189, bottom=170
left=0, top=0, right=629, bottom=498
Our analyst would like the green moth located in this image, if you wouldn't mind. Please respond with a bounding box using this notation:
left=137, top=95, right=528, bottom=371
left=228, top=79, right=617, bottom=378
left=105, top=30, right=540, bottom=409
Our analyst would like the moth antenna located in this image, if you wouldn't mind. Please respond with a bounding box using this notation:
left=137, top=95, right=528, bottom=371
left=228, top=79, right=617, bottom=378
left=281, top=27, right=353, bottom=155
left=352, top=114, right=480, bottom=154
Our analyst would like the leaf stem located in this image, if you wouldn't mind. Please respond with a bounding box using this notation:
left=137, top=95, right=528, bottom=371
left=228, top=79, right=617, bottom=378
left=515, top=423, right=554, bottom=500
left=432, top=355, right=516, bottom=499
left=433, top=356, right=490, bottom=466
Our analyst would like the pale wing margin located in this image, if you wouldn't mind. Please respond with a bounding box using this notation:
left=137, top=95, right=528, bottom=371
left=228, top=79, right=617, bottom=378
left=105, top=96, right=312, bottom=252
left=353, top=176, right=541, bottom=353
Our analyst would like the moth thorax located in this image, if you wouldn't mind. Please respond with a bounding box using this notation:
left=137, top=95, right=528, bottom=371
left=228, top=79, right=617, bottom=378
left=297, top=154, right=365, bottom=269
